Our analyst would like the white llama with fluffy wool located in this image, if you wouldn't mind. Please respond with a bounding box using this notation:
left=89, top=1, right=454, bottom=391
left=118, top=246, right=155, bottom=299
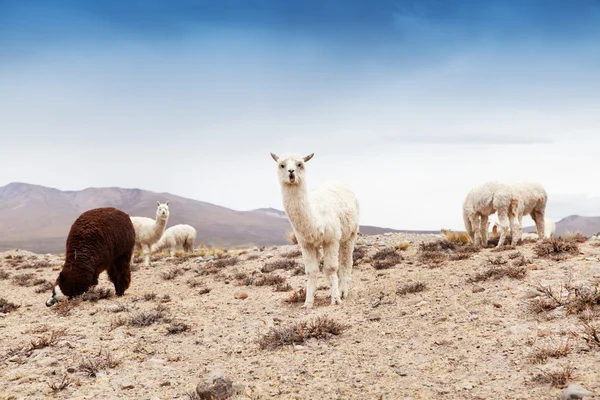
left=507, top=182, right=548, bottom=243
left=463, top=181, right=513, bottom=247
left=130, top=201, right=170, bottom=266
left=151, top=224, right=197, bottom=256
left=270, top=152, right=360, bottom=309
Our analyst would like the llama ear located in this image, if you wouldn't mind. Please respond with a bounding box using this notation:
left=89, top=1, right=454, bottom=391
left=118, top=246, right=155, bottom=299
left=303, top=153, right=314, bottom=162
left=165, top=200, right=169, bottom=206
left=270, top=152, right=279, bottom=162
left=157, top=201, right=160, bottom=207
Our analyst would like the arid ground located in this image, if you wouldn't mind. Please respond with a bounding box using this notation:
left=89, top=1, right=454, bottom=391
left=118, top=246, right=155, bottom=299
left=1, top=233, right=600, bottom=399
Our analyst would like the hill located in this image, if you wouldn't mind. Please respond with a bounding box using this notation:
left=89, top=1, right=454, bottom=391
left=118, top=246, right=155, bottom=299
left=0, top=182, right=404, bottom=253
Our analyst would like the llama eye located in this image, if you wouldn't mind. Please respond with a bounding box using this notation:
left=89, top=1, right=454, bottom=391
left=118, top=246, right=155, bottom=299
left=280, top=164, right=285, bottom=169
left=297, top=163, right=302, bottom=168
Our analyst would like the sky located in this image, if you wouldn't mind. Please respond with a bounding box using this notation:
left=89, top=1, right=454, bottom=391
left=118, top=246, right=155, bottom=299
left=1, top=0, right=600, bottom=230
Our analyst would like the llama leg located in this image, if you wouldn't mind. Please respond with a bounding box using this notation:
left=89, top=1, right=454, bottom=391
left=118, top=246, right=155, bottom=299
left=301, top=245, right=321, bottom=310
left=463, top=211, right=475, bottom=244
left=169, top=247, right=175, bottom=257
left=323, top=241, right=342, bottom=305
left=532, top=209, right=546, bottom=240
left=338, top=235, right=356, bottom=299
left=108, top=254, right=132, bottom=296
left=142, top=244, right=151, bottom=266
left=469, top=215, right=482, bottom=246
left=479, top=215, right=489, bottom=247
left=497, top=211, right=510, bottom=247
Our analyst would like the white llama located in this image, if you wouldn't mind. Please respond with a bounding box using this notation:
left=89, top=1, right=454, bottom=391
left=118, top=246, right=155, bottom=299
left=151, top=224, right=197, bottom=256
left=508, top=182, right=548, bottom=243
left=130, top=201, right=170, bottom=266
left=270, top=152, right=360, bottom=309
left=463, top=181, right=513, bottom=247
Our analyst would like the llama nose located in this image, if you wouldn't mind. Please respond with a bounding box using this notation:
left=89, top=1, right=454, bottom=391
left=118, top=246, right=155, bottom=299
left=288, top=169, right=295, bottom=173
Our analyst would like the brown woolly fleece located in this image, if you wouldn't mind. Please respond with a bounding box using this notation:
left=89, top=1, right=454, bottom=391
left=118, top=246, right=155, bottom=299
left=49, top=207, right=135, bottom=302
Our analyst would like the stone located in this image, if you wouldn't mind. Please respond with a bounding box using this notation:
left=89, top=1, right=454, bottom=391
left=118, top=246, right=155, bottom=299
left=472, top=286, right=485, bottom=293
left=118, top=379, right=135, bottom=390
left=234, top=292, right=248, bottom=300
left=38, top=357, right=58, bottom=367
left=561, top=384, right=593, bottom=400
left=196, top=371, right=234, bottom=400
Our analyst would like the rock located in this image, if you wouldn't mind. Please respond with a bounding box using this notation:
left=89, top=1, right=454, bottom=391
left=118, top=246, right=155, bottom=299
left=585, top=257, right=598, bottom=262
left=293, top=345, right=305, bottom=351
left=67, top=367, right=75, bottom=373
left=508, top=325, right=531, bottom=336
left=7, top=355, right=19, bottom=362
left=119, top=379, right=135, bottom=390
left=196, top=371, right=234, bottom=400
left=561, top=384, right=593, bottom=400
left=38, top=357, right=58, bottom=367
left=367, top=313, right=381, bottom=321
left=234, top=292, right=248, bottom=300
left=472, top=286, right=485, bottom=293
left=463, top=383, right=474, bottom=390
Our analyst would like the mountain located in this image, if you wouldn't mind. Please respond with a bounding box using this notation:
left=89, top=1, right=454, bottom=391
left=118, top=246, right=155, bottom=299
left=523, top=215, right=600, bottom=236
left=0, top=182, right=404, bottom=253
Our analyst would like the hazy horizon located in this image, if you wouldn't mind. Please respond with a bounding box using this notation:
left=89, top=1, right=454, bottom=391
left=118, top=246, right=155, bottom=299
left=2, top=0, right=600, bottom=230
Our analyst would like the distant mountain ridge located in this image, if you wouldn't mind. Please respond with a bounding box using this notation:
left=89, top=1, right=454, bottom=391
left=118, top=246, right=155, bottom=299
left=0, top=182, right=404, bottom=253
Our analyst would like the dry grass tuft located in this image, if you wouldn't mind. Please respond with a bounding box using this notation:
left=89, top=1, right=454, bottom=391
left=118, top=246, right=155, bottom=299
left=534, top=237, right=579, bottom=260
left=258, top=315, right=348, bottom=350
left=211, top=256, right=239, bottom=269
left=30, top=328, right=66, bottom=350
left=371, top=248, right=403, bottom=269
left=128, top=304, right=172, bottom=327
left=262, top=259, right=298, bottom=273
left=527, top=341, right=571, bottom=364
left=0, top=297, right=20, bottom=313
left=353, top=246, right=367, bottom=266
left=143, top=292, right=157, bottom=301
left=440, top=229, right=471, bottom=244
left=246, top=254, right=260, bottom=261
left=418, top=240, right=478, bottom=266
left=78, top=348, right=121, bottom=377
left=282, top=249, right=302, bottom=258
left=34, top=281, right=54, bottom=293
left=166, top=321, right=191, bottom=335
left=80, top=287, right=114, bottom=302
left=52, top=298, right=82, bottom=316
left=0, top=270, right=10, bottom=280
left=532, top=364, right=577, bottom=387
left=397, top=282, right=427, bottom=296
left=468, top=265, right=527, bottom=283
left=285, top=288, right=307, bottom=304
left=566, top=231, right=588, bottom=243
left=12, top=272, right=35, bottom=287
left=274, top=283, right=293, bottom=292
left=395, top=242, right=410, bottom=251
left=47, top=374, right=71, bottom=392
left=254, top=274, right=287, bottom=287
left=161, top=267, right=185, bottom=281
left=172, top=253, right=198, bottom=265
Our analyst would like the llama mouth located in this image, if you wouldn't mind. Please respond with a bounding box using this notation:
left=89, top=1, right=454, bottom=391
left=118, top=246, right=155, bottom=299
left=289, top=175, right=296, bottom=183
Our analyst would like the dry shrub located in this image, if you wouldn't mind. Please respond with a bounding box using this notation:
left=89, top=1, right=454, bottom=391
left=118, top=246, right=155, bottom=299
left=275, top=283, right=293, bottom=292
left=418, top=240, right=478, bottom=266
left=287, top=231, right=298, bottom=244
left=0, top=297, right=20, bottom=313
left=262, top=259, right=298, bottom=273
left=468, top=265, right=527, bottom=283
left=580, top=312, right=600, bottom=347
left=198, top=287, right=211, bottom=295
left=440, top=229, right=471, bottom=244
left=47, top=374, right=71, bottom=392
left=34, top=281, right=54, bottom=294
left=395, top=242, right=410, bottom=251
left=487, top=255, right=507, bottom=265
left=166, top=321, right=191, bottom=335
left=532, top=364, right=577, bottom=387
left=129, top=304, right=172, bottom=327
left=512, top=255, right=532, bottom=267
left=490, top=244, right=516, bottom=252
left=79, top=348, right=121, bottom=377
left=527, top=341, right=571, bottom=364
left=0, top=270, right=10, bottom=280
left=80, top=287, right=114, bottom=302
left=30, top=328, right=66, bottom=350
left=508, top=251, right=522, bottom=259
left=52, top=298, right=82, bottom=316
left=527, top=281, right=600, bottom=315
left=371, top=248, right=403, bottom=269
left=12, top=273, right=35, bottom=286
left=161, top=267, right=185, bottom=280
left=566, top=284, right=600, bottom=314
left=211, top=256, right=239, bottom=269
left=258, top=316, right=348, bottom=350
left=352, top=246, right=366, bottom=266
left=285, top=288, right=306, bottom=303
left=397, top=282, right=427, bottom=296
left=534, top=237, right=579, bottom=260
left=254, top=274, right=287, bottom=287
left=187, top=278, right=203, bottom=288
left=282, top=249, right=302, bottom=258
left=566, top=231, right=588, bottom=243
left=246, top=254, right=260, bottom=261
left=591, top=241, right=600, bottom=247
left=143, top=292, right=157, bottom=301
left=172, top=253, right=198, bottom=265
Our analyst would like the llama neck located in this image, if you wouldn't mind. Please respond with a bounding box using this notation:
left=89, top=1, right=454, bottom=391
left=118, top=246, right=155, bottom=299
left=154, top=216, right=168, bottom=237
left=281, top=183, right=319, bottom=238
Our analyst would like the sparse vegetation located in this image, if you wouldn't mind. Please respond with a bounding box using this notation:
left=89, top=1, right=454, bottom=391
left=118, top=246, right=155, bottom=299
left=79, top=348, right=121, bottom=378
left=527, top=341, right=571, bottom=364
left=274, top=283, right=293, bottom=292
left=282, top=249, right=302, bottom=258
left=12, top=272, right=35, bottom=286
left=162, top=267, right=185, bottom=280
left=143, top=292, right=158, bottom=301
left=261, top=258, right=298, bottom=273
left=47, top=374, right=71, bottom=393
left=534, top=237, right=579, bottom=260
left=34, top=281, right=54, bottom=293
left=418, top=240, right=479, bottom=266
left=80, top=287, right=114, bottom=302
left=30, top=328, right=66, bottom=350
left=166, top=321, right=191, bottom=335
left=0, top=297, right=20, bottom=313
left=254, top=274, right=287, bottom=287
left=468, top=265, right=527, bottom=283
left=285, top=288, right=306, bottom=303
left=397, top=282, right=427, bottom=296
left=0, top=270, right=10, bottom=280
left=52, top=298, right=82, bottom=316
left=129, top=304, right=172, bottom=327
left=566, top=231, right=588, bottom=243
left=258, top=315, right=348, bottom=350
left=353, top=246, right=366, bottom=266
left=532, top=364, right=577, bottom=387
left=371, top=248, right=403, bottom=269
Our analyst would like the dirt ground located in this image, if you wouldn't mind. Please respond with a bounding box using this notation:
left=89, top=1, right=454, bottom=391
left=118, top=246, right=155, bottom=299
left=1, top=232, right=600, bottom=400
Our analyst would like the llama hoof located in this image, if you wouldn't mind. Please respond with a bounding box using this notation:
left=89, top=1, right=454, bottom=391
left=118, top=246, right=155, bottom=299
left=302, top=302, right=314, bottom=311
left=331, top=297, right=342, bottom=305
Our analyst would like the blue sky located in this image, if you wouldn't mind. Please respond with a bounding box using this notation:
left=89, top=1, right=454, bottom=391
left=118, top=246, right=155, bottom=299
left=1, top=0, right=600, bottom=230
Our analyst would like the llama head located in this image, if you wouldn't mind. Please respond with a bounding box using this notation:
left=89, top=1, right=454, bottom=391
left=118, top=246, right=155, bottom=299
left=270, top=152, right=314, bottom=186
left=156, top=201, right=170, bottom=220
left=45, top=272, right=67, bottom=307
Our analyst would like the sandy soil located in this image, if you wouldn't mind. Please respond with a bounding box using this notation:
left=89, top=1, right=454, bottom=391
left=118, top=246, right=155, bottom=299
left=1, top=233, right=600, bottom=400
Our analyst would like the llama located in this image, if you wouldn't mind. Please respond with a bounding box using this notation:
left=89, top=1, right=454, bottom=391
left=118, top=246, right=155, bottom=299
left=46, top=207, right=135, bottom=307
left=508, top=182, right=548, bottom=243
left=491, top=216, right=555, bottom=241
left=130, top=201, right=170, bottom=266
left=463, top=181, right=513, bottom=247
left=151, top=224, right=197, bottom=256
left=270, top=152, right=360, bottom=309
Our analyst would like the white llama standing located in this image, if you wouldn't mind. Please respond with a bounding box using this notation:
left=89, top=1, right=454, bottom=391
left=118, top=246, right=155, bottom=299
left=270, top=152, right=360, bottom=309
left=130, top=201, right=170, bottom=266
